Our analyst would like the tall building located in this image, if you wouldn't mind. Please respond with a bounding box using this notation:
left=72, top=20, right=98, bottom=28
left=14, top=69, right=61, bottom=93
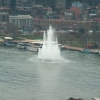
left=2, top=0, right=11, bottom=6
left=0, top=0, right=2, bottom=7
left=89, top=0, right=100, bottom=6
left=55, top=0, right=66, bottom=9
left=16, top=0, right=34, bottom=7
left=10, top=0, right=16, bottom=10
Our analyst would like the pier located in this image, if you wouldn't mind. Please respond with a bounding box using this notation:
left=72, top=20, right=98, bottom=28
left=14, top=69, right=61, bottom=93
left=64, top=45, right=100, bottom=54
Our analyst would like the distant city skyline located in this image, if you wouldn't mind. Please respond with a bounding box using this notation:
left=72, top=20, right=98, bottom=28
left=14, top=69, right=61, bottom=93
left=0, top=0, right=100, bottom=10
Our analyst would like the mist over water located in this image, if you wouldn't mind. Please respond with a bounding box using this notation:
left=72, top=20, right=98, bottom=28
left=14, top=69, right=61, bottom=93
left=38, top=26, right=62, bottom=61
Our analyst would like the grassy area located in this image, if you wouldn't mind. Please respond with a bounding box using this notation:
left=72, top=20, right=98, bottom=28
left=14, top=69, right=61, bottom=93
left=19, top=34, right=84, bottom=48
left=13, top=37, right=24, bottom=40
left=19, top=35, right=43, bottom=40
left=70, top=42, right=84, bottom=48
left=1, top=33, right=98, bottom=48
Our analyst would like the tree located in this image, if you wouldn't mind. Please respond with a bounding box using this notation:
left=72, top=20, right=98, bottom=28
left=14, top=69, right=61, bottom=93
left=4, top=22, right=19, bottom=38
left=79, top=28, right=85, bottom=34
left=91, top=31, right=100, bottom=48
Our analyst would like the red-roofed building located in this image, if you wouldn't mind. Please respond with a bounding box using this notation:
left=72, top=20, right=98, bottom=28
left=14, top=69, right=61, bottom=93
left=70, top=7, right=81, bottom=19
left=34, top=18, right=92, bottom=30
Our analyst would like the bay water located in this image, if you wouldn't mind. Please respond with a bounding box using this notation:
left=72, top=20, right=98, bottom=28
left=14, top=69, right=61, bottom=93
left=0, top=47, right=100, bottom=100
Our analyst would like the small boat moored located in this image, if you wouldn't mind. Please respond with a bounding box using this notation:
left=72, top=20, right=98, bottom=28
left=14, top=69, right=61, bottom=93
left=26, top=41, right=42, bottom=52
left=4, top=37, right=15, bottom=47
left=17, top=42, right=28, bottom=49
left=81, top=48, right=91, bottom=54
left=92, top=98, right=100, bottom=100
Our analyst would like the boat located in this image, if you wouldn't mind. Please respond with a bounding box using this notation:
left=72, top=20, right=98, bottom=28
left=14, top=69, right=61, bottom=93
left=4, top=41, right=15, bottom=47
left=26, top=45, right=39, bottom=51
left=4, top=37, right=15, bottom=47
left=81, top=38, right=91, bottom=54
left=26, top=41, right=42, bottom=52
left=81, top=48, right=91, bottom=54
left=0, top=38, right=4, bottom=46
left=17, top=42, right=27, bottom=49
left=92, top=98, right=100, bottom=100
left=59, top=44, right=66, bottom=50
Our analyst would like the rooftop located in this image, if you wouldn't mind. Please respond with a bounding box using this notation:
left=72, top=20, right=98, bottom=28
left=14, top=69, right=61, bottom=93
left=4, top=37, right=13, bottom=40
left=9, top=15, right=33, bottom=19
left=0, top=12, right=8, bottom=15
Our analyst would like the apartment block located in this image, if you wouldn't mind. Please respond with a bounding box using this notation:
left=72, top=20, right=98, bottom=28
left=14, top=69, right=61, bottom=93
left=55, top=0, right=66, bottom=9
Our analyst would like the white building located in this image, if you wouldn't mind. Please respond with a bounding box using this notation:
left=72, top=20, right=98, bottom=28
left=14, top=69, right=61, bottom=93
left=72, top=1, right=83, bottom=8
left=9, top=15, right=34, bottom=31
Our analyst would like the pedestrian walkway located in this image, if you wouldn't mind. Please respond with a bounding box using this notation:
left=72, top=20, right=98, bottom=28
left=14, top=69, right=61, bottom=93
left=64, top=45, right=100, bottom=54
left=64, top=45, right=83, bottom=51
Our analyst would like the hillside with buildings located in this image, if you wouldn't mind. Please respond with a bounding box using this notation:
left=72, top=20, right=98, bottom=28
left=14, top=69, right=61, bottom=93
left=0, top=0, right=100, bottom=48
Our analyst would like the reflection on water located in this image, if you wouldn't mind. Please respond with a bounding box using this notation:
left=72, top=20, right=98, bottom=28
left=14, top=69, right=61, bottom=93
left=0, top=47, right=100, bottom=100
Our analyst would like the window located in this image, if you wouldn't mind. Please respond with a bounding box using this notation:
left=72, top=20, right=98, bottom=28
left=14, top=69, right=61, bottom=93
left=12, top=19, right=15, bottom=23
left=2, top=15, right=5, bottom=21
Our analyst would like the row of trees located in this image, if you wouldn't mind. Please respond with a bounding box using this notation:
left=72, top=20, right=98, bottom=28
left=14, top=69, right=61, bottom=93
left=1, top=22, right=100, bottom=48
left=3, top=22, right=21, bottom=38
left=57, top=28, right=100, bottom=48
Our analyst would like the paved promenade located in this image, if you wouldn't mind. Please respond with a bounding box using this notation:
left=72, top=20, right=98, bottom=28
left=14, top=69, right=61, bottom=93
left=14, top=38, right=100, bottom=54
left=64, top=45, right=100, bottom=54
left=64, top=45, right=83, bottom=51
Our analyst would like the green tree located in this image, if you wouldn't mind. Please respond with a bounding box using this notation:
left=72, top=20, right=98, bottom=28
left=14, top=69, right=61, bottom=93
left=79, top=28, right=85, bottom=34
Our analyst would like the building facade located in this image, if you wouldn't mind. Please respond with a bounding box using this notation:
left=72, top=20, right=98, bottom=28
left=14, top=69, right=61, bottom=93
left=0, top=12, right=9, bottom=22
left=0, top=0, right=2, bottom=7
left=9, top=15, right=34, bottom=31
left=55, top=0, right=66, bottom=9
left=16, top=0, right=34, bottom=7
left=70, top=7, right=81, bottom=19
left=34, top=18, right=92, bottom=30
left=2, top=0, right=11, bottom=6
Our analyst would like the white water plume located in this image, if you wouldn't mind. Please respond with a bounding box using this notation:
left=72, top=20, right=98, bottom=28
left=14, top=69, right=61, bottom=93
left=38, top=26, right=62, bottom=61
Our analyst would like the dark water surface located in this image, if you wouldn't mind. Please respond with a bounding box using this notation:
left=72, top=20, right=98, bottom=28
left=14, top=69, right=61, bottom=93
left=0, top=47, right=100, bottom=100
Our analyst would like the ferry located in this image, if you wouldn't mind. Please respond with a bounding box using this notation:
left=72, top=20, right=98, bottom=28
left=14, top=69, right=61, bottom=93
left=4, top=37, right=15, bottom=47
left=92, top=98, right=100, bottom=100
left=17, top=42, right=28, bottom=49
left=0, top=38, right=4, bottom=46
left=26, top=41, right=42, bottom=52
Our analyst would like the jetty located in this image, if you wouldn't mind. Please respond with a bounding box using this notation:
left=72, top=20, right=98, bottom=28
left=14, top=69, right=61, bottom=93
left=64, top=45, right=100, bottom=54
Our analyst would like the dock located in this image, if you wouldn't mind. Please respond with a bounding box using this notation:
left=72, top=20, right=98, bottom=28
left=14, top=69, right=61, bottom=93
left=64, top=45, right=83, bottom=51
left=64, top=45, right=100, bottom=54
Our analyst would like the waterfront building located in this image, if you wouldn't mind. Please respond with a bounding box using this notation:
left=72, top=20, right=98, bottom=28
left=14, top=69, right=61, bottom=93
left=34, top=18, right=92, bottom=30
left=9, top=15, right=34, bottom=31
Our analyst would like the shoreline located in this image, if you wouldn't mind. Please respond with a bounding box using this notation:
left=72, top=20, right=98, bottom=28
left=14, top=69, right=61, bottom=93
left=1, top=38, right=100, bottom=54
left=64, top=45, right=100, bottom=54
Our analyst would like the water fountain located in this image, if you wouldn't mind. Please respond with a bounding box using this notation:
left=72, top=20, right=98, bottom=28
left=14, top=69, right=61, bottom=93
left=38, top=26, right=62, bottom=62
